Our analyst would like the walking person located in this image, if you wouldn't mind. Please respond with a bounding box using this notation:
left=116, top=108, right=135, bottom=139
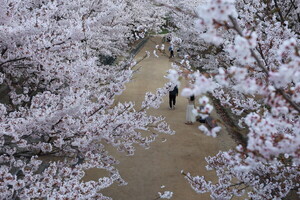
left=168, top=45, right=174, bottom=58
left=169, top=85, right=178, bottom=110
left=185, top=95, right=196, bottom=125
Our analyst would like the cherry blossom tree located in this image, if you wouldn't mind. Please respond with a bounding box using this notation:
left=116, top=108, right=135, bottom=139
left=155, top=0, right=300, bottom=199
left=0, top=0, right=174, bottom=199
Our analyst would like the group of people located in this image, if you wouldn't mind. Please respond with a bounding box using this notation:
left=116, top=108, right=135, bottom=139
left=168, top=86, right=196, bottom=125
left=167, top=42, right=195, bottom=125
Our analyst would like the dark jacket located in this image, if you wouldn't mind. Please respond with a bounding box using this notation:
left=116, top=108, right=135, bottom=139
left=169, top=86, right=178, bottom=96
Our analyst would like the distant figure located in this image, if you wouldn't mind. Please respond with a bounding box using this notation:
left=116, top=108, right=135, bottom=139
left=169, top=85, right=178, bottom=110
left=177, top=47, right=182, bottom=58
left=168, top=45, right=174, bottom=58
left=185, top=95, right=196, bottom=125
left=166, top=34, right=171, bottom=42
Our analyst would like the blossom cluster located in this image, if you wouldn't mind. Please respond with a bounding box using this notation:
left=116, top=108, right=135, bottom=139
left=160, top=0, right=300, bottom=199
left=0, top=0, right=171, bottom=199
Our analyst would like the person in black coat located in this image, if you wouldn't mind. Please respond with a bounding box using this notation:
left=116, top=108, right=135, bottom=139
left=169, top=85, right=178, bottom=109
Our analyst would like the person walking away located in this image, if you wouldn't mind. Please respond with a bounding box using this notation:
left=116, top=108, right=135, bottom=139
left=169, top=45, right=174, bottom=58
left=169, top=85, right=178, bottom=109
left=185, top=95, right=196, bottom=125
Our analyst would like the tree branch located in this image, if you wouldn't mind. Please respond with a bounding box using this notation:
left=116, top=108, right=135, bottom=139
left=0, top=57, right=29, bottom=67
left=229, top=16, right=300, bottom=113
left=277, top=89, right=300, bottom=113
left=290, top=0, right=300, bottom=22
left=274, top=0, right=285, bottom=24
left=284, top=0, right=296, bottom=19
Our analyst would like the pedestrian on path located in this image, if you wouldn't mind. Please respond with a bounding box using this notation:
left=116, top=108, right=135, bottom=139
left=168, top=45, right=174, bottom=58
left=169, top=85, right=178, bottom=110
left=185, top=95, right=196, bottom=125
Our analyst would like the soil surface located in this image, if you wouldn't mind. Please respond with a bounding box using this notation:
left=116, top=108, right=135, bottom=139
left=84, top=36, right=237, bottom=200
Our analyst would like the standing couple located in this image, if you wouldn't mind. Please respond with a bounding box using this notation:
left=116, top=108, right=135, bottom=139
left=168, top=85, right=196, bottom=125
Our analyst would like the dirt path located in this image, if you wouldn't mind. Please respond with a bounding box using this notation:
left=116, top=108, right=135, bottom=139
left=85, top=36, right=237, bottom=200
